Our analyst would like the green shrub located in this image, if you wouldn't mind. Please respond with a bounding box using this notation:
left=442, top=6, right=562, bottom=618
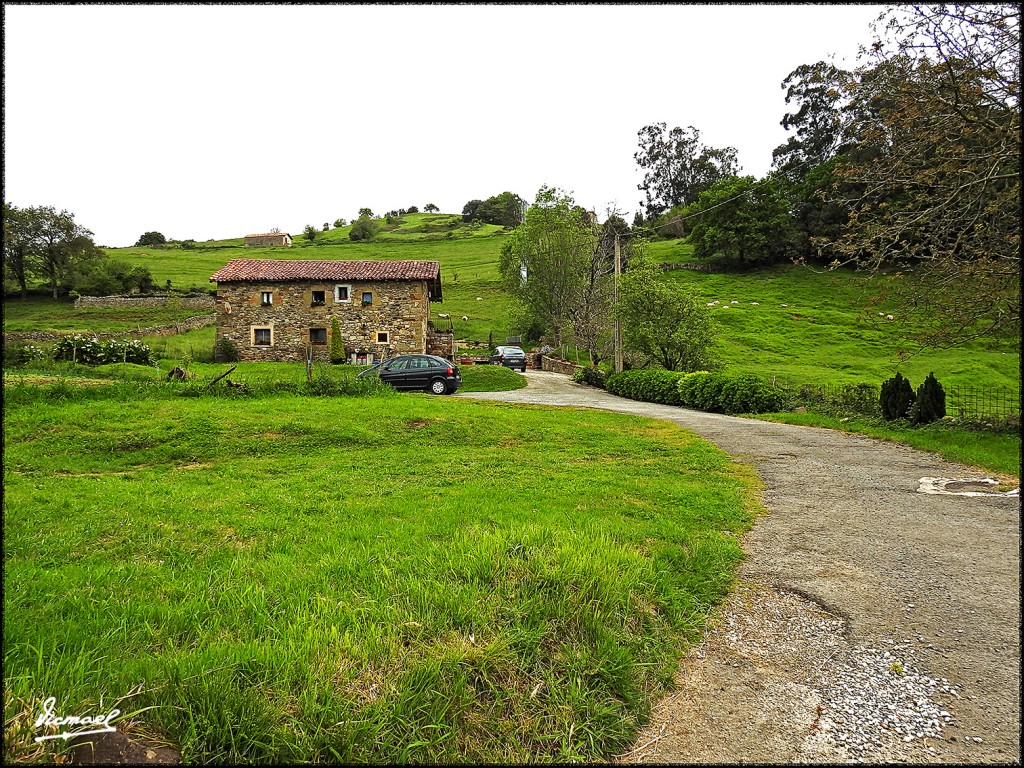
left=677, top=372, right=727, bottom=411
left=3, top=343, right=47, bottom=368
left=910, top=372, right=946, bottom=424
left=605, top=369, right=686, bottom=405
left=330, top=317, right=345, bottom=364
left=214, top=336, right=240, bottom=363
left=678, top=372, right=786, bottom=414
left=572, top=365, right=606, bottom=389
left=880, top=372, right=916, bottom=420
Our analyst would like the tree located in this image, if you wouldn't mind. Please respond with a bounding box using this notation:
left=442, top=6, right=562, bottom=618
left=349, top=214, right=378, bottom=242
left=424, top=203, right=439, bottom=213
left=462, top=192, right=526, bottom=227
left=498, top=186, right=600, bottom=350
left=824, top=4, right=1020, bottom=349
left=357, top=207, right=375, bottom=219
left=333, top=218, right=348, bottom=228
left=617, top=254, right=717, bottom=372
left=634, top=123, right=740, bottom=220
left=771, top=61, right=856, bottom=180
left=3, top=203, right=42, bottom=299
left=33, top=207, right=100, bottom=298
left=303, top=225, right=317, bottom=243
left=135, top=231, right=167, bottom=247
left=682, top=175, right=798, bottom=265
left=406, top=205, right=419, bottom=214
left=322, top=222, right=330, bottom=232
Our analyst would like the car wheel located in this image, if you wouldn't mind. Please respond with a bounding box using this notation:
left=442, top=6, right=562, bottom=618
left=428, top=378, right=448, bottom=395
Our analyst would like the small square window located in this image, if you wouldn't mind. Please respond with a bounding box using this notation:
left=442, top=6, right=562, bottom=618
left=335, top=285, right=351, bottom=302
left=376, top=331, right=389, bottom=344
left=310, top=328, right=327, bottom=345
left=254, top=328, right=272, bottom=346
left=261, top=291, right=273, bottom=306
left=362, top=292, right=373, bottom=305
left=311, top=291, right=325, bottom=306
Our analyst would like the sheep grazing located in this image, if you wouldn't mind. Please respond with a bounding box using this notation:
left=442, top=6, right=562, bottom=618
left=476, top=297, right=483, bottom=301
left=706, top=302, right=716, bottom=307
left=886, top=314, right=895, bottom=321
left=878, top=312, right=885, bottom=316
left=731, top=300, right=739, bottom=304
left=750, top=302, right=759, bottom=306
left=461, top=315, right=469, bottom=322
left=781, top=303, right=789, bottom=308
left=438, top=313, right=450, bottom=319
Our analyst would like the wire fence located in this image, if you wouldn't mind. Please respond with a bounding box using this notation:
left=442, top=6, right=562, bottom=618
left=782, top=382, right=1019, bottom=420
left=945, top=386, right=1020, bottom=420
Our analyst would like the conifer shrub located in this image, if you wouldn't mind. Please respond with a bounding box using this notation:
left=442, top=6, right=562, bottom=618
left=880, top=372, right=916, bottom=420
left=330, top=317, right=346, bottom=364
left=909, top=371, right=946, bottom=424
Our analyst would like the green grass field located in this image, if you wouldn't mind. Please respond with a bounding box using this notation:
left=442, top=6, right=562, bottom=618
left=3, top=384, right=760, bottom=763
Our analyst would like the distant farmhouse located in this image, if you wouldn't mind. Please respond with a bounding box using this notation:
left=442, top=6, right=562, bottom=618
left=244, top=232, right=292, bottom=247
left=209, top=259, right=452, bottom=363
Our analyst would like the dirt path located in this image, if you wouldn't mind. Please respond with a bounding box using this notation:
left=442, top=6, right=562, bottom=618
left=457, top=371, right=1021, bottom=764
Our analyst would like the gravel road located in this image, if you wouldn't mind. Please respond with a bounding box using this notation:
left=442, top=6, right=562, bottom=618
left=457, top=370, right=1021, bottom=764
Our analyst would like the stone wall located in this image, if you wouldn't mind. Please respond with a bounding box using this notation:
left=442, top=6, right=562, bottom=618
left=215, top=279, right=432, bottom=363
left=3, top=314, right=215, bottom=343
left=73, top=295, right=216, bottom=310
left=541, top=356, right=583, bottom=375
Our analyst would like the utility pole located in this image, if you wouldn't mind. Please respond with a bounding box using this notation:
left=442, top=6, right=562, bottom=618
left=614, top=232, right=623, bottom=373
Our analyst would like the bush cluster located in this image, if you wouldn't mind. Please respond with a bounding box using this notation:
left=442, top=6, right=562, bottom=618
left=3, top=343, right=47, bottom=367
left=604, top=369, right=686, bottom=405
left=571, top=365, right=607, bottom=389
left=677, top=372, right=787, bottom=414
left=52, top=335, right=153, bottom=366
left=879, top=372, right=947, bottom=424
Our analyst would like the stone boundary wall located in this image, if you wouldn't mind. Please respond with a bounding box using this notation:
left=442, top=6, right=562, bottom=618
left=73, top=295, right=216, bottom=310
left=4, top=314, right=216, bottom=343
left=541, top=356, right=583, bottom=375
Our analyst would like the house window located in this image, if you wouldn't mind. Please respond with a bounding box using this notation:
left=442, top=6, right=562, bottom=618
left=253, top=327, right=272, bottom=346
left=311, top=291, right=326, bottom=306
left=335, top=285, right=351, bottom=302
left=310, top=328, right=327, bottom=345
left=261, top=291, right=273, bottom=306
left=376, top=331, right=390, bottom=344
left=361, top=291, right=373, bottom=306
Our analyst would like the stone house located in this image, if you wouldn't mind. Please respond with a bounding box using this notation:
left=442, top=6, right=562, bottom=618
left=209, top=259, right=452, bottom=363
left=244, top=232, right=292, bottom=247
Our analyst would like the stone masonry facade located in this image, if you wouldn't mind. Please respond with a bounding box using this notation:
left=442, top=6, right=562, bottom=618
left=211, top=259, right=447, bottom=363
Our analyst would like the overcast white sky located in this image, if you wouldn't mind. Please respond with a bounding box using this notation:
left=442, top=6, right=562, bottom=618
left=4, top=3, right=887, bottom=247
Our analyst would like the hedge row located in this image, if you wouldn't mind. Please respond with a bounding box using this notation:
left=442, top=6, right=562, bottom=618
left=604, top=369, right=786, bottom=414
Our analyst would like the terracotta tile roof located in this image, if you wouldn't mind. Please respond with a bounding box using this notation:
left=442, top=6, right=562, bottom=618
left=210, top=259, right=444, bottom=301
left=244, top=233, right=291, bottom=238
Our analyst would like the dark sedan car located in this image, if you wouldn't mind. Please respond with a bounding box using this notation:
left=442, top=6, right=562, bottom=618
left=356, top=354, right=462, bottom=395
left=490, top=345, right=527, bottom=372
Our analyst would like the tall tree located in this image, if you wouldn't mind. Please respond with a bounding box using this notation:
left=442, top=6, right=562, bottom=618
left=825, top=4, right=1020, bottom=348
left=32, top=207, right=99, bottom=299
left=683, top=175, right=798, bottom=265
left=498, top=186, right=600, bottom=350
left=3, top=203, right=42, bottom=300
left=634, top=123, right=739, bottom=220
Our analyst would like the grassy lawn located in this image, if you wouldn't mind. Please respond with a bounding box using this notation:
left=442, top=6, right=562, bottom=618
left=654, top=258, right=1019, bottom=392
left=753, top=411, right=1021, bottom=478
left=3, top=385, right=760, bottom=763
left=2, top=296, right=212, bottom=335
